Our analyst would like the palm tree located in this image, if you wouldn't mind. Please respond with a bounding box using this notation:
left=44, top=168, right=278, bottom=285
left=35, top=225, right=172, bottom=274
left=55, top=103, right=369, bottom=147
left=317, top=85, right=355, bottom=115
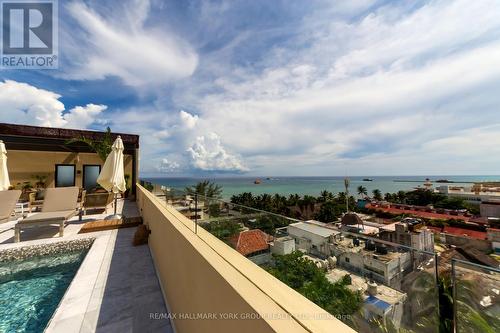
left=357, top=185, right=368, bottom=198
left=185, top=180, right=223, bottom=199
left=66, top=127, right=114, bottom=162
left=319, top=190, right=334, bottom=202
left=372, top=189, right=382, bottom=201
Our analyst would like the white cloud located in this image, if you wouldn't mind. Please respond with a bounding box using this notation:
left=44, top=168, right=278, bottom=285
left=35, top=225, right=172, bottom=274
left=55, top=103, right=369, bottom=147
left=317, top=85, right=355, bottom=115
left=0, top=80, right=105, bottom=129
left=179, top=110, right=198, bottom=129
left=64, top=104, right=107, bottom=129
left=187, top=132, right=248, bottom=172
left=61, top=0, right=198, bottom=86
left=175, top=0, right=500, bottom=175
left=157, top=158, right=180, bottom=173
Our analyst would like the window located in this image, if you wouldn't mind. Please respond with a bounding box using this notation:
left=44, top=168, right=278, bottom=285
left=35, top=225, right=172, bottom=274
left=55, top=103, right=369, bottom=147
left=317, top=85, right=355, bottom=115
left=55, top=164, right=76, bottom=187
left=83, top=165, right=101, bottom=190
left=345, top=257, right=350, bottom=263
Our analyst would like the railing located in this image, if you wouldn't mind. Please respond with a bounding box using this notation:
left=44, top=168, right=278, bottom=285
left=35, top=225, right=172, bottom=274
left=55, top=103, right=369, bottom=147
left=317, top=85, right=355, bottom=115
left=141, top=181, right=499, bottom=333
left=136, top=184, right=356, bottom=333
left=452, top=259, right=500, bottom=333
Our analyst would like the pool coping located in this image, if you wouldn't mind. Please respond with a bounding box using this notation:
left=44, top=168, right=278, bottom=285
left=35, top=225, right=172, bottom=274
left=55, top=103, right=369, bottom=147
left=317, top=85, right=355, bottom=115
left=44, top=230, right=116, bottom=332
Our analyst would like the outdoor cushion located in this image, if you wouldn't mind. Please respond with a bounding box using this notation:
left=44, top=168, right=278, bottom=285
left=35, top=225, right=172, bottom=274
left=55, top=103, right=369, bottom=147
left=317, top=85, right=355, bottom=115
left=41, top=187, right=80, bottom=212
left=20, top=210, right=75, bottom=223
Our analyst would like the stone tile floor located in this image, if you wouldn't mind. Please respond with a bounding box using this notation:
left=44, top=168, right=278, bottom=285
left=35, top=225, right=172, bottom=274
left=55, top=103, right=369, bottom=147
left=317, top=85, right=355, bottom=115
left=0, top=200, right=173, bottom=333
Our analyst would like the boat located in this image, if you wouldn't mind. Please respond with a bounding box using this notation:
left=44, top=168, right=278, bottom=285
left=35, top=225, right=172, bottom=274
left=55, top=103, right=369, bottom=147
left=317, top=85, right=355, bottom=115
left=254, top=179, right=261, bottom=184
left=362, top=178, right=373, bottom=181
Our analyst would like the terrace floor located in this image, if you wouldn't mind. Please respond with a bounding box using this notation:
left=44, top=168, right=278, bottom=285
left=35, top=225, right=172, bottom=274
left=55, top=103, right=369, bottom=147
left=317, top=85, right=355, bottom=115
left=0, top=200, right=173, bottom=333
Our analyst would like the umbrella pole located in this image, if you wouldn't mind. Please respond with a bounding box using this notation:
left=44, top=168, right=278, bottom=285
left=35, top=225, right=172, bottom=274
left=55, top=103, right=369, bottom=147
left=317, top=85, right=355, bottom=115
left=105, top=192, right=122, bottom=220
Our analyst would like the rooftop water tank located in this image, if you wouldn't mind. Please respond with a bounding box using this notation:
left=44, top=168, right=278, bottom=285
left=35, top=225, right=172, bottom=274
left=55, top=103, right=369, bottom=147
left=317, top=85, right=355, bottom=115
left=365, top=240, right=376, bottom=251
left=367, top=281, right=378, bottom=296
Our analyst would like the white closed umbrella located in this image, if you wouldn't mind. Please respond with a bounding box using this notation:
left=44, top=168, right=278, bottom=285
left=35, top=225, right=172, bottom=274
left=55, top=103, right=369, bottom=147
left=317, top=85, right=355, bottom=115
left=97, top=136, right=126, bottom=219
left=0, top=140, right=10, bottom=191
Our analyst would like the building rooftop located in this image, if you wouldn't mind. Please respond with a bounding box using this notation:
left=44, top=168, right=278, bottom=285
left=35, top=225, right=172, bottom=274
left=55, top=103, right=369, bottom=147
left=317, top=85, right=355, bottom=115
left=327, top=267, right=406, bottom=306
left=229, top=229, right=272, bottom=257
left=289, top=221, right=340, bottom=238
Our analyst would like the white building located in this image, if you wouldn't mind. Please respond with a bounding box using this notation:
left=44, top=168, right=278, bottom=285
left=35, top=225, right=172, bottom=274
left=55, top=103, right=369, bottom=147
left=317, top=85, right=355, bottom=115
left=436, top=185, right=500, bottom=204
left=270, top=236, right=296, bottom=255
left=327, top=268, right=406, bottom=329
left=331, top=238, right=412, bottom=288
left=287, top=221, right=339, bottom=257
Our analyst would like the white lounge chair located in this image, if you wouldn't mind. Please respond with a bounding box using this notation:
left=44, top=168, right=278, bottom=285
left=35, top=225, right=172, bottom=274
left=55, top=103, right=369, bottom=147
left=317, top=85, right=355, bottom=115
left=0, top=190, right=22, bottom=223
left=15, top=187, right=79, bottom=242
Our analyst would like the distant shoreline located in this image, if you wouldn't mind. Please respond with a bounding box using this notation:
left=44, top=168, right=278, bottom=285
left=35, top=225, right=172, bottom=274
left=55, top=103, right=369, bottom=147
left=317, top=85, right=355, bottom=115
left=393, top=180, right=475, bottom=183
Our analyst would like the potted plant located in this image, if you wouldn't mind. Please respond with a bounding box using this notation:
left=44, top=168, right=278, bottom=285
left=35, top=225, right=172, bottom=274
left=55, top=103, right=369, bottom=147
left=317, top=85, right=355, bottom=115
left=124, top=174, right=131, bottom=198
left=32, top=174, right=47, bottom=189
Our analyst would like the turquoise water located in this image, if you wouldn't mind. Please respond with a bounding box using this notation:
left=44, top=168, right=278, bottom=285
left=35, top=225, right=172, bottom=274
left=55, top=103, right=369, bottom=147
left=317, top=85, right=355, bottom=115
left=142, top=175, right=500, bottom=199
left=0, top=250, right=88, bottom=333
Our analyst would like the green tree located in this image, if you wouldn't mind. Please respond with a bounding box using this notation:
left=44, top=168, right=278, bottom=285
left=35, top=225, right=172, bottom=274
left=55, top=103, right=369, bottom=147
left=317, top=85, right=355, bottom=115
left=204, top=220, right=242, bottom=241
left=66, top=126, right=114, bottom=162
left=319, top=190, right=334, bottom=202
left=372, top=189, right=383, bottom=201
left=314, top=201, right=341, bottom=222
left=268, top=252, right=362, bottom=317
left=185, top=180, right=223, bottom=199
left=357, top=186, right=368, bottom=198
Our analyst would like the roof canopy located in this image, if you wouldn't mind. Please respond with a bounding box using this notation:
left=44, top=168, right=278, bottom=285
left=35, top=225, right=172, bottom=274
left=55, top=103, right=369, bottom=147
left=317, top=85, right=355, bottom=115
left=0, top=123, right=139, bottom=155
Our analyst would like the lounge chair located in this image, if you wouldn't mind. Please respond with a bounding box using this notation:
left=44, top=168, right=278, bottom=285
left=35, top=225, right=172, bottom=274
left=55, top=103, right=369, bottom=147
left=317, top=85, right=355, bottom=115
left=15, top=187, right=79, bottom=242
left=0, top=190, right=22, bottom=223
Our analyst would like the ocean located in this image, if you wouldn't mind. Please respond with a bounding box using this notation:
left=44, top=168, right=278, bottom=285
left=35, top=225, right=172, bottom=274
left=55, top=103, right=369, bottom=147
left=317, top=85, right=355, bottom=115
left=141, top=175, right=500, bottom=200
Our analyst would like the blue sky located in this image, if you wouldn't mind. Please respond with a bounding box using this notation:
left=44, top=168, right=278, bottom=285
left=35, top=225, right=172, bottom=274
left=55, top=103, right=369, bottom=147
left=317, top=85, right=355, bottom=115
left=1, top=0, right=500, bottom=177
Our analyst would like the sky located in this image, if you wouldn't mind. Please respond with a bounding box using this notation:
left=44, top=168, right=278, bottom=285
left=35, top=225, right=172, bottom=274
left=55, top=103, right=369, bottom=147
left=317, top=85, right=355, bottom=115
left=1, top=0, right=500, bottom=177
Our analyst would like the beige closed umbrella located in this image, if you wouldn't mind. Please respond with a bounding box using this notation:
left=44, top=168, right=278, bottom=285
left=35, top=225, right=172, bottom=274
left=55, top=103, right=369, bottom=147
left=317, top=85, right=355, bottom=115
left=97, top=136, right=126, bottom=219
left=0, top=140, right=10, bottom=191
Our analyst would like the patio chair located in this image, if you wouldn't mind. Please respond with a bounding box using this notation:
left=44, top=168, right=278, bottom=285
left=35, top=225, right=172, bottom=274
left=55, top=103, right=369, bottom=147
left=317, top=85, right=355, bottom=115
left=0, top=190, right=22, bottom=223
left=28, top=190, right=45, bottom=212
left=83, top=192, right=114, bottom=215
left=14, top=187, right=79, bottom=242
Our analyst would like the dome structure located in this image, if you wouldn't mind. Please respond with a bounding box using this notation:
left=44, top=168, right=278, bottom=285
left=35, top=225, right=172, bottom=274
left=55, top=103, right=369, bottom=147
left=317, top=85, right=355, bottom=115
left=341, top=212, right=363, bottom=226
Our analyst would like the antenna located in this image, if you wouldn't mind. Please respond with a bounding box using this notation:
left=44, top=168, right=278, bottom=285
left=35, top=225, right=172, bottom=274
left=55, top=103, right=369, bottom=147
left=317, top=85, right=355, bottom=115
left=344, top=177, right=350, bottom=212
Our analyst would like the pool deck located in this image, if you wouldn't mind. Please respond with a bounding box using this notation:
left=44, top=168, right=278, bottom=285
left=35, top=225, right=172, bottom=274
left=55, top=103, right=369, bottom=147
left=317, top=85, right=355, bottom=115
left=0, top=200, right=173, bottom=333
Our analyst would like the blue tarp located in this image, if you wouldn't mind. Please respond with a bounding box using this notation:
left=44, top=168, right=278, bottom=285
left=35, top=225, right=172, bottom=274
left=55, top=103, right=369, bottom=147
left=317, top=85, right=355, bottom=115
left=365, top=295, right=391, bottom=311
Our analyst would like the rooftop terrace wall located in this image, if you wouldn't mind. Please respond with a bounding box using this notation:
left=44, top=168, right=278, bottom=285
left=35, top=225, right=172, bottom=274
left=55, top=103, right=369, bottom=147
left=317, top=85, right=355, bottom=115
left=136, top=184, right=355, bottom=333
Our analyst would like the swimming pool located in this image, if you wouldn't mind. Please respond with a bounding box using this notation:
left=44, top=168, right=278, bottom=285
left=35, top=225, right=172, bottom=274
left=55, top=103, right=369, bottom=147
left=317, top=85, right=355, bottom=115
left=0, top=239, right=93, bottom=333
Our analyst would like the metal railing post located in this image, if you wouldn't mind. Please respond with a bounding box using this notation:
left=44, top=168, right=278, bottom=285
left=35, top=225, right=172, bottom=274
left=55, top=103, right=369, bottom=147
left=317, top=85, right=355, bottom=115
left=452, top=259, right=457, bottom=333
left=194, top=193, right=198, bottom=234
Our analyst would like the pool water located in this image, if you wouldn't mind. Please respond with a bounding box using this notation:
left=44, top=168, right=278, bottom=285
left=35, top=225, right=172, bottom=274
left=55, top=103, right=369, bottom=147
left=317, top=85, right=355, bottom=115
left=0, top=250, right=89, bottom=333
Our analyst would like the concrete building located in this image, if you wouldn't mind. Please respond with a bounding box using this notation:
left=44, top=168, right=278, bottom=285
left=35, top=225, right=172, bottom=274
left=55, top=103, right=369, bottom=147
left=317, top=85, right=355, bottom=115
left=287, top=221, right=339, bottom=257
left=436, top=185, right=500, bottom=204
left=327, top=268, right=406, bottom=329
left=270, top=236, right=296, bottom=255
left=480, top=200, right=500, bottom=218
left=487, top=228, right=500, bottom=253
left=331, top=237, right=412, bottom=288
left=379, top=218, right=434, bottom=253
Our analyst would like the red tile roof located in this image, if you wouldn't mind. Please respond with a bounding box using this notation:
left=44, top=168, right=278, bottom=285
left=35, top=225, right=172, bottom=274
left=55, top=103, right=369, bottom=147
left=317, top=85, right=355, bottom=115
left=426, top=225, right=487, bottom=240
left=229, top=229, right=271, bottom=256
left=443, top=226, right=487, bottom=240
left=366, top=203, right=470, bottom=222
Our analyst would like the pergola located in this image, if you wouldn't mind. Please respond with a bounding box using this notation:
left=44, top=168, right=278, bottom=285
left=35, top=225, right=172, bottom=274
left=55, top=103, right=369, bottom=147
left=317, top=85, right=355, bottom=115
left=0, top=123, right=140, bottom=196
